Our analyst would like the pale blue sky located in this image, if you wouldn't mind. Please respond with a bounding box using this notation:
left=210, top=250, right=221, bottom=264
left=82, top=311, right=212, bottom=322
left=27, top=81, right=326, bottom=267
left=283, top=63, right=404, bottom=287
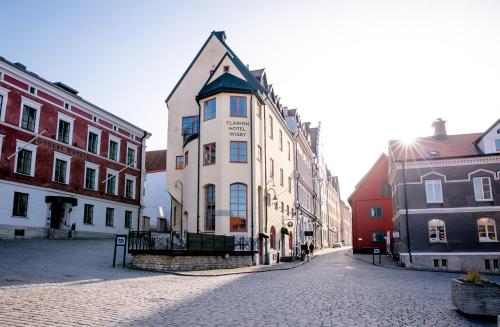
left=1, top=0, right=499, bottom=200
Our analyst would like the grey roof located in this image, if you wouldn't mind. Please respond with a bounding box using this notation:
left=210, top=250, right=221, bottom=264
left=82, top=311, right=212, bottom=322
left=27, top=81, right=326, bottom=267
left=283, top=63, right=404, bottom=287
left=197, top=72, right=253, bottom=99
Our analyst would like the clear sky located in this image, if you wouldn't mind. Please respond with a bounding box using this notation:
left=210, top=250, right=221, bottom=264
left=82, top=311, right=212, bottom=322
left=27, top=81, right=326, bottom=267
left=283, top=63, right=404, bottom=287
left=1, top=0, right=499, bottom=200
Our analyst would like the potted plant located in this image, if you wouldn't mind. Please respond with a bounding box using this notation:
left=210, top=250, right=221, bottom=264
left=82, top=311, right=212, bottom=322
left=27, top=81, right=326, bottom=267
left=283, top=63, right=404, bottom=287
left=452, top=272, right=500, bottom=317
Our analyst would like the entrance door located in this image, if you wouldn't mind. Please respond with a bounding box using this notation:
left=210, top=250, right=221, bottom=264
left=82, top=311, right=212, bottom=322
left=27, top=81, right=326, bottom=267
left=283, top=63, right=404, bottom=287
left=258, top=239, right=263, bottom=264
left=50, top=203, right=63, bottom=229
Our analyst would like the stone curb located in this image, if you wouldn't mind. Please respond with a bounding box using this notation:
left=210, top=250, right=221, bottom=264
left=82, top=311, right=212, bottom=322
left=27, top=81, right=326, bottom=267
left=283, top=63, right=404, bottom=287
left=127, top=248, right=347, bottom=277
left=344, top=252, right=500, bottom=278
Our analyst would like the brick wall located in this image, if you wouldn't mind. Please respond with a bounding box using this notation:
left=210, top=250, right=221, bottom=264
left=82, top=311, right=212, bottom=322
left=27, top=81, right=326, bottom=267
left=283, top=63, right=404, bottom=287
left=132, top=254, right=253, bottom=271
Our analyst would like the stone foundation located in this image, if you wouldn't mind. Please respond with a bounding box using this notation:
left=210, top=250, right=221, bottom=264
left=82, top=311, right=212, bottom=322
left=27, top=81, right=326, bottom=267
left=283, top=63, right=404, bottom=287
left=400, top=254, right=500, bottom=274
left=132, top=254, right=253, bottom=271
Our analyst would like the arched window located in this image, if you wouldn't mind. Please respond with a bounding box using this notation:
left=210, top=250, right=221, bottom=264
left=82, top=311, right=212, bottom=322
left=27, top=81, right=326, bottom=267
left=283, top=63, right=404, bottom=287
left=230, top=183, right=247, bottom=232
left=478, top=218, right=497, bottom=242
left=205, top=184, right=215, bottom=231
left=428, top=219, right=446, bottom=242
left=270, top=226, right=276, bottom=249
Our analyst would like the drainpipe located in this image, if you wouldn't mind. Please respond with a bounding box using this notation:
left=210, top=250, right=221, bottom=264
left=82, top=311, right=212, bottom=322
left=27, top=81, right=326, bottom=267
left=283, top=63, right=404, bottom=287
left=263, top=102, right=269, bottom=264
left=196, top=101, right=202, bottom=234
left=402, top=160, right=412, bottom=264
left=137, top=131, right=148, bottom=231
left=250, top=94, right=255, bottom=264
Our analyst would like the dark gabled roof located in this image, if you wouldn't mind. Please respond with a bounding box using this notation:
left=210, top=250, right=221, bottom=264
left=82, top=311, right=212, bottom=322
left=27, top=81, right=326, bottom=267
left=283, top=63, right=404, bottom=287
left=348, top=153, right=388, bottom=205
left=197, top=72, right=253, bottom=99
left=146, top=149, right=167, bottom=172
left=251, top=68, right=265, bottom=80
left=389, top=133, right=481, bottom=161
left=474, top=118, right=500, bottom=146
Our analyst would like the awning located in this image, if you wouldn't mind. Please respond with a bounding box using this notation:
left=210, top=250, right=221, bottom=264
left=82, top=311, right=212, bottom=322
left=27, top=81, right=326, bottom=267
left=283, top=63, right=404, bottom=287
left=45, top=196, right=78, bottom=206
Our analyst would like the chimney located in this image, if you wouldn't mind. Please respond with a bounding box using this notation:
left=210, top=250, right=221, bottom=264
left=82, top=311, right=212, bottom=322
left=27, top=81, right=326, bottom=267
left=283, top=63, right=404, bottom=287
left=432, top=118, right=447, bottom=139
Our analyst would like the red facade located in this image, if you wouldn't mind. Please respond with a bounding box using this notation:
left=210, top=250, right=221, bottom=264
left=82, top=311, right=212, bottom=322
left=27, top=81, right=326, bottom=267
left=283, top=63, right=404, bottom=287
left=0, top=72, right=143, bottom=205
left=348, top=154, right=393, bottom=253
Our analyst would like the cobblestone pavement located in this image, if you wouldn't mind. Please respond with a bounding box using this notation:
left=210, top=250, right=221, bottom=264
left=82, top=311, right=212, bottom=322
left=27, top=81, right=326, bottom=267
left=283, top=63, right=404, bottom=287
left=0, top=239, right=498, bottom=326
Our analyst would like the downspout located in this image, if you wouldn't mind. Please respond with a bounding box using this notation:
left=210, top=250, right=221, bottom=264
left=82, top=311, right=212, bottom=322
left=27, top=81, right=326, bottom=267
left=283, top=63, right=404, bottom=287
left=250, top=94, right=255, bottom=264
left=294, top=132, right=300, bottom=249
left=263, top=104, right=268, bottom=233
left=402, top=160, right=412, bottom=263
left=137, top=131, right=148, bottom=231
left=196, top=101, right=201, bottom=234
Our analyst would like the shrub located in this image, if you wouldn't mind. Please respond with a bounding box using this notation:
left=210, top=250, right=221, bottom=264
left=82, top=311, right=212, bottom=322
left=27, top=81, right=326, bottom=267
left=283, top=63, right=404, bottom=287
left=464, top=271, right=483, bottom=283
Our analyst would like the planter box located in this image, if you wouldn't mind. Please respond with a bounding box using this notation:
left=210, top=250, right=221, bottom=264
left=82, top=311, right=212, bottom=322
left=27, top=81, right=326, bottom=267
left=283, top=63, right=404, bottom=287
left=452, top=279, right=500, bottom=316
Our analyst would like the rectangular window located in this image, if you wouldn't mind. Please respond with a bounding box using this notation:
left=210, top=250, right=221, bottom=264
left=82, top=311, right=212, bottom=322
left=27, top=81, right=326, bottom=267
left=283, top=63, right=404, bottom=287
left=54, top=159, right=67, bottom=183
left=441, top=259, right=447, bottom=269
left=175, top=155, right=184, bottom=169
left=109, top=140, right=118, bottom=161
left=230, top=141, right=247, bottom=163
left=485, top=259, right=491, bottom=271
left=230, top=96, right=247, bottom=117
left=106, top=172, right=117, bottom=195
left=370, top=207, right=383, bottom=218
left=280, top=168, right=284, bottom=186
left=125, top=178, right=135, bottom=199
left=83, top=204, right=94, bottom=224
left=269, top=115, right=273, bottom=139
left=493, top=259, right=499, bottom=271
left=203, top=143, right=216, bottom=165
left=496, top=139, right=500, bottom=151
left=0, top=94, right=3, bottom=119
left=257, top=104, right=262, bottom=118
left=57, top=119, right=71, bottom=144
left=257, top=145, right=262, bottom=161
left=425, top=180, right=443, bottom=203
left=126, top=147, right=136, bottom=166
left=204, top=98, right=216, bottom=120
left=125, top=210, right=132, bottom=228
left=372, top=231, right=385, bottom=243
left=182, top=116, right=199, bottom=141
left=473, top=177, right=493, bottom=201
left=269, top=158, right=274, bottom=178
left=88, top=132, right=99, bottom=154
left=279, top=130, right=283, bottom=151
left=21, top=105, right=37, bottom=132
left=12, top=192, right=29, bottom=217
left=85, top=167, right=96, bottom=190
left=185, top=151, right=189, bottom=166
left=287, top=141, right=291, bottom=161
left=288, top=177, right=292, bottom=193
left=433, top=259, right=439, bottom=268
left=105, top=208, right=114, bottom=226
left=16, top=149, right=32, bottom=175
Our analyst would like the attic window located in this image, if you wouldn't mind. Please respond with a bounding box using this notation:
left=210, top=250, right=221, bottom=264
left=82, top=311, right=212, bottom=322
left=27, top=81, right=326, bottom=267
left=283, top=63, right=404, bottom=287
left=29, top=86, right=36, bottom=94
left=64, top=103, right=69, bottom=109
left=496, top=128, right=500, bottom=134
left=210, top=69, right=215, bottom=75
left=223, top=66, right=230, bottom=72
left=428, top=150, right=440, bottom=157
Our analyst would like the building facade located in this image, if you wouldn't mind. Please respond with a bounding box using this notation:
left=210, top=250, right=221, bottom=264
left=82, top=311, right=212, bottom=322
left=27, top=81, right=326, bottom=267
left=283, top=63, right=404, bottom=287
left=166, top=31, right=296, bottom=265
left=348, top=154, right=393, bottom=253
left=340, top=200, right=352, bottom=246
left=0, top=58, right=150, bottom=239
left=143, top=149, right=171, bottom=232
left=389, top=118, right=500, bottom=273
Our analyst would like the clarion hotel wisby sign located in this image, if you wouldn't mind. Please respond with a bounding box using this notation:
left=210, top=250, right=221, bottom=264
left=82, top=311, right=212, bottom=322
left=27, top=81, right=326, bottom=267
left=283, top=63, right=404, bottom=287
left=226, top=120, right=249, bottom=137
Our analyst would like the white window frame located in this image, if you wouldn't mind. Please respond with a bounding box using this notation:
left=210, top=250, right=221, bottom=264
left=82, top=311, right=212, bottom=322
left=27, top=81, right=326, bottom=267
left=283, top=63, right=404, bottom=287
left=478, top=217, right=498, bottom=242
left=87, top=125, right=102, bottom=155
left=126, top=142, right=138, bottom=167
left=473, top=177, right=493, bottom=201
left=108, top=135, right=121, bottom=162
left=105, top=168, right=119, bottom=195
left=124, top=174, right=137, bottom=199
left=0, top=85, right=10, bottom=122
left=52, top=151, right=71, bottom=184
left=19, top=96, right=42, bottom=133
left=496, top=139, right=500, bottom=152
left=0, top=134, right=4, bottom=158
left=14, top=139, right=38, bottom=177
left=56, top=111, right=75, bottom=145
left=428, top=219, right=447, bottom=243
left=424, top=179, right=443, bottom=203
left=84, top=161, right=100, bottom=190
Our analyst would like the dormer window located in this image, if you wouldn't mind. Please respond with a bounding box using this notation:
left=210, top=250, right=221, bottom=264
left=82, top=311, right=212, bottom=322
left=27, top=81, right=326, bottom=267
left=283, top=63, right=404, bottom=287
left=428, top=150, right=440, bottom=157
left=223, top=65, right=229, bottom=72
left=495, top=139, right=500, bottom=152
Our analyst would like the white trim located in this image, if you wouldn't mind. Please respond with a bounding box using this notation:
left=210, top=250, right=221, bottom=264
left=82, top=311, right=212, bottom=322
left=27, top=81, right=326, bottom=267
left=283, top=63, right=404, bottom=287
left=0, top=121, right=140, bottom=172
left=399, top=252, right=500, bottom=256
left=14, top=139, right=37, bottom=177
left=0, top=85, right=10, bottom=122
left=19, top=96, right=42, bottom=133
left=397, top=155, right=500, bottom=170
left=473, top=177, right=494, bottom=201
left=124, top=174, right=137, bottom=199
left=86, top=125, right=102, bottom=155
left=394, top=206, right=500, bottom=217
left=0, top=179, right=139, bottom=208
left=0, top=63, right=147, bottom=138
left=52, top=151, right=72, bottom=184
left=105, top=168, right=119, bottom=195
left=84, top=161, right=100, bottom=191
left=126, top=142, right=138, bottom=167
left=424, top=179, right=443, bottom=204
left=108, top=134, right=121, bottom=162
left=0, top=134, right=4, bottom=158
left=56, top=111, right=75, bottom=145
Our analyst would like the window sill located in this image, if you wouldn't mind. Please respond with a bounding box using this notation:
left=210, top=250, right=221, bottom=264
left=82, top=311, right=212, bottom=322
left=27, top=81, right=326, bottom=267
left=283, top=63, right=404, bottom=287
left=83, top=187, right=97, bottom=192
left=14, top=172, right=33, bottom=177
left=83, top=222, right=95, bottom=226
left=429, top=241, right=447, bottom=244
left=479, top=239, right=498, bottom=243
left=475, top=199, right=494, bottom=202
left=105, top=225, right=115, bottom=228
left=230, top=161, right=248, bottom=164
left=12, top=215, right=29, bottom=219
left=105, top=193, right=117, bottom=196
left=53, top=181, right=69, bottom=185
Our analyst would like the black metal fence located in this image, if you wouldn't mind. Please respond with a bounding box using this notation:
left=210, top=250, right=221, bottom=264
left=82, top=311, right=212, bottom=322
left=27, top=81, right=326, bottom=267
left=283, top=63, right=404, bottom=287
left=128, top=230, right=257, bottom=254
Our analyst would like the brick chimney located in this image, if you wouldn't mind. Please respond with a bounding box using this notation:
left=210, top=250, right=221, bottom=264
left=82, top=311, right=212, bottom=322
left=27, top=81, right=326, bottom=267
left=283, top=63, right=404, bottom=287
left=432, top=118, right=447, bottom=139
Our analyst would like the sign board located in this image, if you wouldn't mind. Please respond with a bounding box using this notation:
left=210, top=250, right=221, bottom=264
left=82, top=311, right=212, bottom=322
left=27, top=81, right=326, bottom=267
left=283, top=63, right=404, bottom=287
left=393, top=230, right=400, bottom=238
left=113, top=234, right=127, bottom=268
left=373, top=248, right=380, bottom=254
left=304, top=231, right=313, bottom=236
left=116, top=236, right=126, bottom=246
left=287, top=221, right=294, bottom=228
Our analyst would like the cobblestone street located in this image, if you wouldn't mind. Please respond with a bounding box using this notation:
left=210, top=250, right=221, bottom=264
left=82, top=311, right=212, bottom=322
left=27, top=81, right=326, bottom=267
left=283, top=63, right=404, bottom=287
left=0, top=239, right=498, bottom=326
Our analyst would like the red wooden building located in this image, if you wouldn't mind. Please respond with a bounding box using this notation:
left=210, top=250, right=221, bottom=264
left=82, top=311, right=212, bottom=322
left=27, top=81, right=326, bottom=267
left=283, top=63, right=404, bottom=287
left=348, top=154, right=393, bottom=253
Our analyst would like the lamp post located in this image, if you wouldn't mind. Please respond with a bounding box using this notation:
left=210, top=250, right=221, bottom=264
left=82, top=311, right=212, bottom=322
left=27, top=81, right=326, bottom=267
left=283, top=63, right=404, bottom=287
left=402, top=160, right=412, bottom=264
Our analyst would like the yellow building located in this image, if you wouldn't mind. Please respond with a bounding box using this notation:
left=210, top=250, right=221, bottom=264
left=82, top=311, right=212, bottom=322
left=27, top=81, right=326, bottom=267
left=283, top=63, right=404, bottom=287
left=166, top=31, right=296, bottom=265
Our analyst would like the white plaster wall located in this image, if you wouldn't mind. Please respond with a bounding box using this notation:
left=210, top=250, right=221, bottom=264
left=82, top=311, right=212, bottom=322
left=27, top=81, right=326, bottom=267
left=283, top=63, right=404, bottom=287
left=143, top=171, right=171, bottom=230
left=478, top=122, right=500, bottom=154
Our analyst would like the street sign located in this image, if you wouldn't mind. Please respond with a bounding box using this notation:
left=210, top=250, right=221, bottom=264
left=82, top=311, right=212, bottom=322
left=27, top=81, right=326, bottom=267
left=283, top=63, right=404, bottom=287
left=287, top=221, right=294, bottom=228
left=113, top=234, right=127, bottom=268
left=304, top=231, right=313, bottom=236
left=393, top=230, right=400, bottom=238
left=373, top=248, right=380, bottom=254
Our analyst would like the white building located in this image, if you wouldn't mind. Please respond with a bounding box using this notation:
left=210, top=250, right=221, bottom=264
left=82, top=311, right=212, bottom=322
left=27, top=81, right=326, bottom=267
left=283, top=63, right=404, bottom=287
left=143, top=149, right=171, bottom=231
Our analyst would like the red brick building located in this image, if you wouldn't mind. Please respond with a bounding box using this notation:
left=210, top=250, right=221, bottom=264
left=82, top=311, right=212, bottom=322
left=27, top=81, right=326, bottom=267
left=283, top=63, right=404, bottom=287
left=348, top=154, right=393, bottom=253
left=0, top=58, right=150, bottom=239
